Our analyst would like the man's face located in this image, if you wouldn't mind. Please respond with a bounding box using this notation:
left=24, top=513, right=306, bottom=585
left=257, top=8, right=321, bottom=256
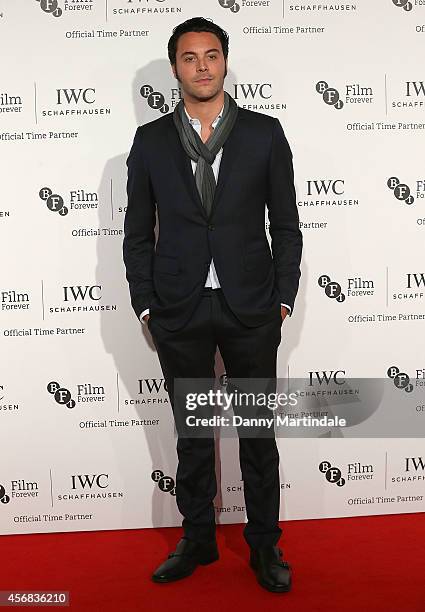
left=172, top=31, right=227, bottom=102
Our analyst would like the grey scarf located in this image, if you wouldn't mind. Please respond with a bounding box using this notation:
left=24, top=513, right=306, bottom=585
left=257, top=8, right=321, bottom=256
left=173, top=91, right=238, bottom=218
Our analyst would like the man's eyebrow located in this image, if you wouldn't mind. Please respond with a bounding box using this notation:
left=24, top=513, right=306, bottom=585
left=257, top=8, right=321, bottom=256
left=180, top=48, right=221, bottom=57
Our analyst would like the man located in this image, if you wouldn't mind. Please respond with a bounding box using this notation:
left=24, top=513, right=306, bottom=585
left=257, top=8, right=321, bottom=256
left=123, top=17, right=302, bottom=593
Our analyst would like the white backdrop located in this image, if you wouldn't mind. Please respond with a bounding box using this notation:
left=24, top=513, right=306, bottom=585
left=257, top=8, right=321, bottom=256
left=1, top=0, right=424, bottom=535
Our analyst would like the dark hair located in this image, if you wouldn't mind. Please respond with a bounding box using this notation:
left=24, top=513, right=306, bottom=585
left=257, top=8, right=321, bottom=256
left=168, top=17, right=229, bottom=65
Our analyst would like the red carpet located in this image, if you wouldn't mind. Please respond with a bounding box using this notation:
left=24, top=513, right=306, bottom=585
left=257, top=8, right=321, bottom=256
left=2, top=514, right=424, bottom=611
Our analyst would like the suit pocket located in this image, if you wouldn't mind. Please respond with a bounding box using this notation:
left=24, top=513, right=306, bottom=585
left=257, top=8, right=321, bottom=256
left=154, top=254, right=180, bottom=275
left=243, top=244, right=272, bottom=271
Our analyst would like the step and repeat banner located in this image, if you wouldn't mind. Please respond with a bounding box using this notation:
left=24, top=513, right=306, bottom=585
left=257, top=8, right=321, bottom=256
left=1, top=0, right=424, bottom=535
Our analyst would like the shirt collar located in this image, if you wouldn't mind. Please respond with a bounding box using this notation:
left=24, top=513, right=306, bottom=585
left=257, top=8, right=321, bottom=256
left=183, top=103, right=224, bottom=128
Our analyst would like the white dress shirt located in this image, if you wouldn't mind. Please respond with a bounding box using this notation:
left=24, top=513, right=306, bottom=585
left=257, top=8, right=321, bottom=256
left=140, top=104, right=291, bottom=323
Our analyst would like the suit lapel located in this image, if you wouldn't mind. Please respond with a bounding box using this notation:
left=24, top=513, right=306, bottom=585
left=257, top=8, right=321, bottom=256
left=166, top=110, right=244, bottom=222
left=166, top=122, right=206, bottom=220
left=209, top=111, right=244, bottom=220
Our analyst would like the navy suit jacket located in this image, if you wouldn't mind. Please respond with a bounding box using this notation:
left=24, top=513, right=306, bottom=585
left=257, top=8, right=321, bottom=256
left=123, top=106, right=302, bottom=331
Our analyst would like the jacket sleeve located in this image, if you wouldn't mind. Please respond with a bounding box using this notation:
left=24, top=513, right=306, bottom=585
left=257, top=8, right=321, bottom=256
left=266, top=118, right=303, bottom=314
left=123, top=126, right=157, bottom=319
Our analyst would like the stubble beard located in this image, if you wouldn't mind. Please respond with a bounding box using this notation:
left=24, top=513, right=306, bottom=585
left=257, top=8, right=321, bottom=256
left=174, top=67, right=227, bottom=103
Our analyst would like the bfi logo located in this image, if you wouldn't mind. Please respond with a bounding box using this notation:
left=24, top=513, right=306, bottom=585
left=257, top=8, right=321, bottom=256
left=151, top=470, right=176, bottom=495
left=318, top=461, right=346, bottom=487
left=140, top=84, right=170, bottom=114
left=0, top=483, right=11, bottom=504
left=318, top=275, right=346, bottom=303
left=387, top=366, right=413, bottom=393
left=39, top=187, right=98, bottom=216
left=218, top=0, right=241, bottom=13
left=316, top=81, right=343, bottom=109
left=47, top=381, right=76, bottom=409
left=392, top=0, right=413, bottom=11
left=35, top=0, right=63, bottom=18
left=387, top=177, right=414, bottom=205
left=316, top=81, right=373, bottom=109
left=39, top=187, right=68, bottom=216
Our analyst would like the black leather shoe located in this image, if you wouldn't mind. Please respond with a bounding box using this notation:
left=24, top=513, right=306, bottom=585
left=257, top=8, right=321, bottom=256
left=249, top=545, right=292, bottom=593
left=152, top=537, right=219, bottom=583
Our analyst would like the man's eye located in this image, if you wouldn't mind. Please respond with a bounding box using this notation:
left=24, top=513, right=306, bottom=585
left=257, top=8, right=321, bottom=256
left=185, top=57, right=195, bottom=62
left=208, top=55, right=217, bottom=60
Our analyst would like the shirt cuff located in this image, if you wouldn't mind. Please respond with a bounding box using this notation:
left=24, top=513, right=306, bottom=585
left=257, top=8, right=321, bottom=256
left=281, top=303, right=292, bottom=316
left=140, top=308, right=150, bottom=324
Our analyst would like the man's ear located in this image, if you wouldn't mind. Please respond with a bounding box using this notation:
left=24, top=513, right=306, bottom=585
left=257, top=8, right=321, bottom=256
left=171, top=63, right=177, bottom=79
